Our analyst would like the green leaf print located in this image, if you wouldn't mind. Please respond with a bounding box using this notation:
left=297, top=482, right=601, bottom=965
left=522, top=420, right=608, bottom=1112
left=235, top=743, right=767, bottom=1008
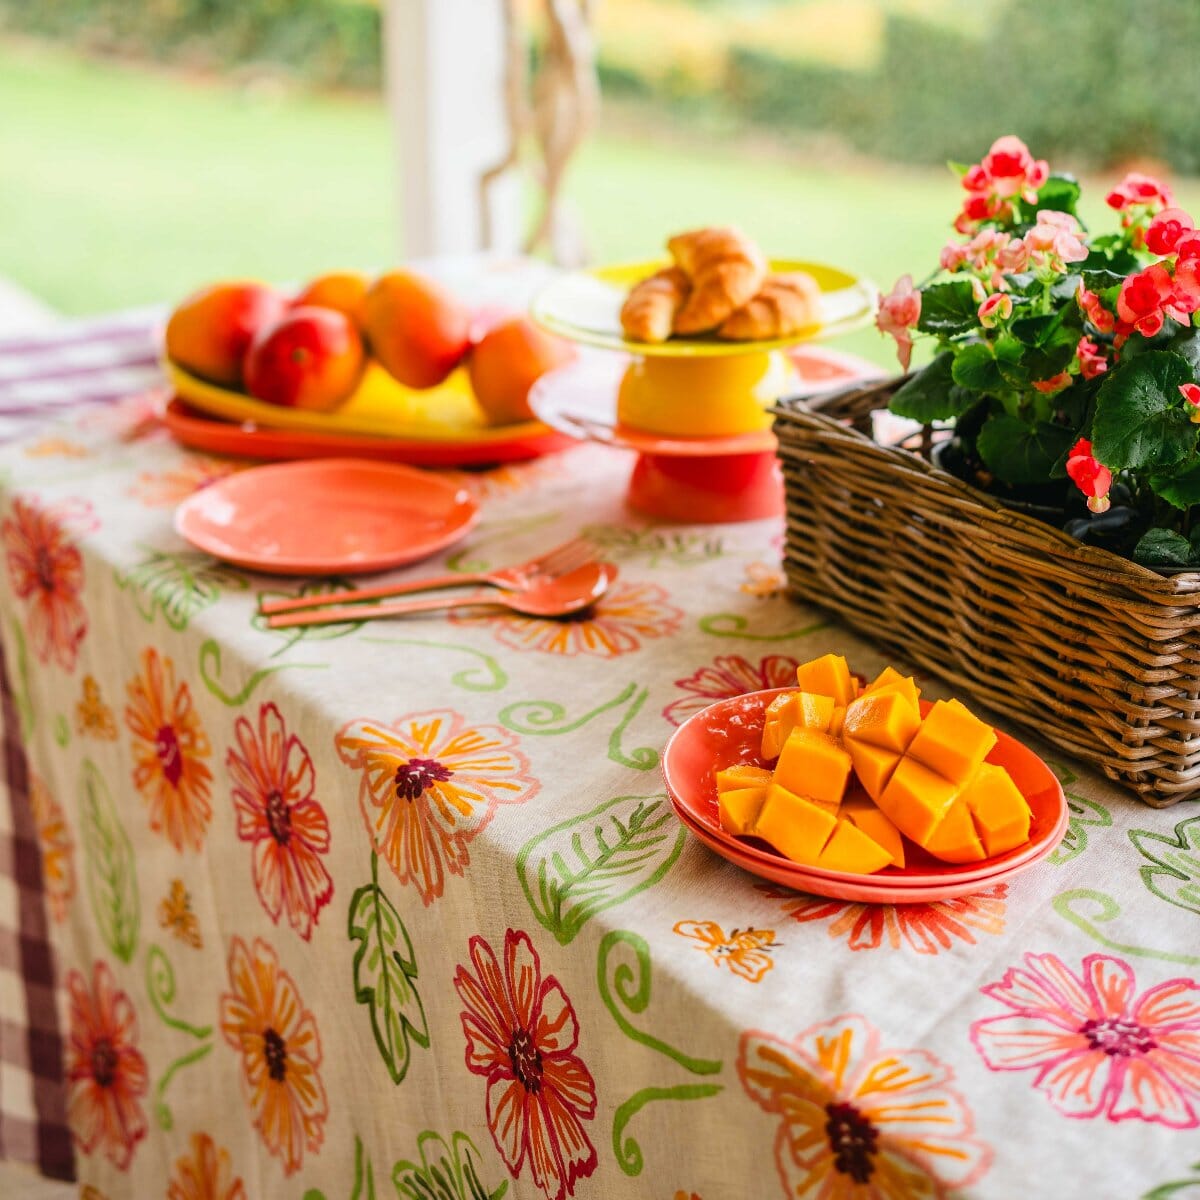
left=392, top=1130, right=508, bottom=1200
left=78, top=760, right=139, bottom=963
left=581, top=524, right=725, bottom=567
left=1143, top=1161, right=1200, bottom=1199
left=1131, top=816, right=1200, bottom=915
left=348, top=854, right=430, bottom=1084
left=1048, top=791, right=1112, bottom=866
left=252, top=578, right=365, bottom=657
left=516, top=794, right=686, bottom=945
left=115, top=546, right=247, bottom=630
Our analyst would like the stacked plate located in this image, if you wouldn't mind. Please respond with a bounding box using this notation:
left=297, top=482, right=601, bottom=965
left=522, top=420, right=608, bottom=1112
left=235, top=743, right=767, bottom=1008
left=661, top=688, right=1068, bottom=904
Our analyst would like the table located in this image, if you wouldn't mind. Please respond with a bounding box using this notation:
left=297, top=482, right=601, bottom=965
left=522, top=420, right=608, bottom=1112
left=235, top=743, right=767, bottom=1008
left=2, top=268, right=1200, bottom=1200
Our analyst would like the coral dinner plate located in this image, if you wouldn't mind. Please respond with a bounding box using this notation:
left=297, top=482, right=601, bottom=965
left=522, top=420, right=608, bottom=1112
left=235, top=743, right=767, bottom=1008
left=174, top=458, right=478, bottom=576
left=661, top=687, right=1067, bottom=903
left=530, top=259, right=876, bottom=355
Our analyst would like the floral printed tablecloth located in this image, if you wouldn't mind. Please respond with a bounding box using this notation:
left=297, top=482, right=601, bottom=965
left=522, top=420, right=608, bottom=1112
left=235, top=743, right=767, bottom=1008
left=3, top=297, right=1200, bottom=1200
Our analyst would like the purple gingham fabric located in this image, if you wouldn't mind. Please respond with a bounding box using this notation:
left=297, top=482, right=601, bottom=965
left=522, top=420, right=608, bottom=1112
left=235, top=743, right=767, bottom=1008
left=0, top=309, right=161, bottom=1180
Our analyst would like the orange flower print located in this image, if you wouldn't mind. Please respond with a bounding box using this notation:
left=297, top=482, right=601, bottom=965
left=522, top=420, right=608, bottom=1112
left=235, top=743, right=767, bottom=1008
left=760, top=883, right=1008, bottom=955
left=227, top=703, right=332, bottom=941
left=738, top=1014, right=992, bottom=1198
left=740, top=561, right=786, bottom=597
left=65, top=961, right=149, bottom=1171
left=673, top=1193, right=702, bottom=1200
left=159, top=879, right=202, bottom=949
left=674, top=920, right=777, bottom=983
left=76, top=674, right=117, bottom=740
left=335, top=709, right=538, bottom=906
left=128, top=455, right=240, bottom=508
left=168, top=1131, right=247, bottom=1200
left=125, top=648, right=213, bottom=852
left=2, top=495, right=88, bottom=671
left=24, top=436, right=89, bottom=458
left=664, top=654, right=800, bottom=726
left=219, top=936, right=327, bottom=1176
left=29, top=772, right=74, bottom=923
left=452, top=579, right=683, bottom=658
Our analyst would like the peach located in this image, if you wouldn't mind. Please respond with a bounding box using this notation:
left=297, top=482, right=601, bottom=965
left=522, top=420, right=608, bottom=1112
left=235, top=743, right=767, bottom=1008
left=165, top=281, right=287, bottom=387
left=294, top=271, right=370, bottom=329
left=468, top=316, right=575, bottom=425
left=363, top=270, right=471, bottom=389
left=243, top=307, right=365, bottom=412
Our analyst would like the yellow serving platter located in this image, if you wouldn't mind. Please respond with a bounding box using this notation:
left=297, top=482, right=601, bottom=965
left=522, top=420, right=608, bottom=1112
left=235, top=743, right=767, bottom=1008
left=163, top=358, right=548, bottom=445
left=530, top=258, right=876, bottom=356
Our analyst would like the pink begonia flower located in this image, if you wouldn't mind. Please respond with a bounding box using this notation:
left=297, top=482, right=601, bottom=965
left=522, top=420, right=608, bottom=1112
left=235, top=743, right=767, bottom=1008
left=1077, top=285, right=1116, bottom=334
left=1032, top=371, right=1072, bottom=395
left=981, top=135, right=1050, bottom=201
left=1118, top=263, right=1191, bottom=337
left=954, top=193, right=1006, bottom=236
left=978, top=293, right=1013, bottom=328
left=1146, top=208, right=1196, bottom=257
left=1106, top=171, right=1174, bottom=213
left=1023, top=210, right=1089, bottom=272
left=997, top=238, right=1032, bottom=273
left=1179, top=383, right=1200, bottom=424
left=940, top=242, right=970, bottom=272
left=1065, top=438, right=1112, bottom=513
left=876, top=275, right=921, bottom=371
left=1077, top=337, right=1108, bottom=380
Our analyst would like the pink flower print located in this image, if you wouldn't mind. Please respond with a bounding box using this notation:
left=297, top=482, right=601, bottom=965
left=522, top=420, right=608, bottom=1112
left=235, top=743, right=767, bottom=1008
left=971, top=952, right=1200, bottom=1127
left=663, top=654, right=799, bottom=726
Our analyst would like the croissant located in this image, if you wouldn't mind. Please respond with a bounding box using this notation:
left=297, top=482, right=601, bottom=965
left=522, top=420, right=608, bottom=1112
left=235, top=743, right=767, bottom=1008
left=619, top=267, right=691, bottom=343
left=718, top=272, right=822, bottom=341
left=667, top=226, right=767, bottom=335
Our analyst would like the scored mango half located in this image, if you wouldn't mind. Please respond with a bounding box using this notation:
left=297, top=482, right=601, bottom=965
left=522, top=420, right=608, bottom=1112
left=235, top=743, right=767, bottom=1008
left=712, top=656, right=1033, bottom=875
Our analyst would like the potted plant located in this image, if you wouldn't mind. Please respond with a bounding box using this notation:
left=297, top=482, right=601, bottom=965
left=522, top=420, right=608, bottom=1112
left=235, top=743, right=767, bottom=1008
left=773, top=136, right=1200, bottom=806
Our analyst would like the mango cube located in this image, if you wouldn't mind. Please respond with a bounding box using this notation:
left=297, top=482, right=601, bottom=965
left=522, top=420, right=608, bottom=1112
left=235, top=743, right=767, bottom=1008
left=795, top=654, right=855, bottom=707
left=961, top=763, right=1031, bottom=857
left=842, top=691, right=921, bottom=755
left=907, top=698, right=997, bottom=785
left=816, top=819, right=894, bottom=874
left=761, top=692, right=798, bottom=759
left=719, top=786, right=768, bottom=836
left=922, top=798, right=986, bottom=864
left=795, top=691, right=836, bottom=732
left=845, top=739, right=900, bottom=801
left=829, top=704, right=847, bottom=738
left=773, top=728, right=852, bottom=811
left=842, top=797, right=905, bottom=867
left=877, top=756, right=960, bottom=845
left=716, top=763, right=773, bottom=793
left=863, top=666, right=921, bottom=712
left=754, top=783, right=837, bottom=866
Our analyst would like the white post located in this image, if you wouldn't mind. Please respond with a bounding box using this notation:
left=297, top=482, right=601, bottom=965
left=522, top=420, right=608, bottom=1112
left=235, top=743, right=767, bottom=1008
left=384, top=0, right=523, bottom=260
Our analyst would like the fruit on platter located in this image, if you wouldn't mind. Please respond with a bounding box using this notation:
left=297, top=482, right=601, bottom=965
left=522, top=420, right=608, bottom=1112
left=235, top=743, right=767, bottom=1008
left=715, top=654, right=1033, bottom=874
left=243, top=307, right=366, bottom=412
left=468, top=316, right=576, bottom=425
left=165, top=282, right=288, bottom=387
left=363, top=270, right=472, bottom=389
left=293, top=271, right=369, bottom=329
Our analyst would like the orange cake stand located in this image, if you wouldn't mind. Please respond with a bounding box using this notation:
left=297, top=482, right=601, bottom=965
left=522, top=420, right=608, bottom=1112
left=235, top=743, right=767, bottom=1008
left=529, top=260, right=877, bottom=523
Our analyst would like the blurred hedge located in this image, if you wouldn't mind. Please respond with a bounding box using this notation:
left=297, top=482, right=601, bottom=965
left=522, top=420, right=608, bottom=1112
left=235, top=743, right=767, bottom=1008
left=0, top=0, right=381, bottom=89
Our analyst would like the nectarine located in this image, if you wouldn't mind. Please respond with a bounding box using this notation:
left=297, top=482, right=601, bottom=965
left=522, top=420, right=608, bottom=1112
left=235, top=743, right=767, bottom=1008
left=294, top=271, right=370, bottom=330
left=468, top=316, right=575, bottom=425
left=165, top=282, right=287, bottom=387
left=243, top=307, right=365, bottom=412
left=363, top=271, right=471, bottom=390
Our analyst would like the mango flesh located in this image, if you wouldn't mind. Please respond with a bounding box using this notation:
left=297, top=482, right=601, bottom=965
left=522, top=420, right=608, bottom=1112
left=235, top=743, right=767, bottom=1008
left=961, top=763, right=1031, bottom=857
left=817, top=819, right=894, bottom=874
left=843, top=798, right=905, bottom=867
left=719, top=786, right=768, bottom=836
left=842, top=691, right=921, bottom=755
left=863, top=665, right=921, bottom=712
left=921, top=796, right=986, bottom=863
left=773, top=728, right=851, bottom=812
left=753, top=784, right=838, bottom=866
left=877, top=756, right=960, bottom=846
left=795, top=653, right=855, bottom=707
left=716, top=764, right=773, bottom=793
left=907, top=698, right=997, bottom=785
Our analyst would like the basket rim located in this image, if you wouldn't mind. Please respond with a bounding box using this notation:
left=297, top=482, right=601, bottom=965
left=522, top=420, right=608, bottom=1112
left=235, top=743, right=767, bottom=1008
left=773, top=376, right=1200, bottom=594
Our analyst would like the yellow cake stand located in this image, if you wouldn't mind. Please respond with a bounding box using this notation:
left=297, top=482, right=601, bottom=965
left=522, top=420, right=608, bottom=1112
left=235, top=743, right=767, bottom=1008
left=529, top=259, right=875, bottom=522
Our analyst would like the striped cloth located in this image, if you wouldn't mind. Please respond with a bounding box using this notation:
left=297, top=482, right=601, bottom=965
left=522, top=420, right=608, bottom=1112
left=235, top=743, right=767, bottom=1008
left=0, top=310, right=162, bottom=1181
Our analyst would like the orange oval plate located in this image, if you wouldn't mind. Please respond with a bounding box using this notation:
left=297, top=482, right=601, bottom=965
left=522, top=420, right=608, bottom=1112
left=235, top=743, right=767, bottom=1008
left=174, top=458, right=478, bottom=575
left=661, top=687, right=1067, bottom=903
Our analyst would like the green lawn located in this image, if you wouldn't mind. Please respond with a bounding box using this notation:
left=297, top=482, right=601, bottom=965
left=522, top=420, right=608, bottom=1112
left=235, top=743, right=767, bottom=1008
left=5, top=37, right=1199, bottom=369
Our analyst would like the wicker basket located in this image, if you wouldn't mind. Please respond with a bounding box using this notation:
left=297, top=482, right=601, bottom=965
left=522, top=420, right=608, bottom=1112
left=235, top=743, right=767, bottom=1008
left=774, top=377, right=1200, bottom=808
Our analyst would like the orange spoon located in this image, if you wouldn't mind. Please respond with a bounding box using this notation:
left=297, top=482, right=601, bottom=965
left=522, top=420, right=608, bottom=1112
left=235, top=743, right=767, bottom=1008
left=264, top=561, right=617, bottom=629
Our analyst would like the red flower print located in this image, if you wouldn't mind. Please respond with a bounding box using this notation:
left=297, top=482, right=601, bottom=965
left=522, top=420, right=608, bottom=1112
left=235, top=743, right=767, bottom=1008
left=452, top=579, right=683, bottom=658
left=219, top=936, right=327, bottom=1175
left=125, top=647, right=213, bottom=851
left=227, top=703, right=332, bottom=940
left=2, top=495, right=88, bottom=671
left=335, top=710, right=538, bottom=906
left=65, top=961, right=149, bottom=1171
left=168, top=1131, right=247, bottom=1200
left=972, top=952, right=1200, bottom=1127
left=664, top=653, right=799, bottom=726
left=739, top=1014, right=992, bottom=1197
left=760, top=882, right=1008, bottom=954
left=454, top=929, right=598, bottom=1200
